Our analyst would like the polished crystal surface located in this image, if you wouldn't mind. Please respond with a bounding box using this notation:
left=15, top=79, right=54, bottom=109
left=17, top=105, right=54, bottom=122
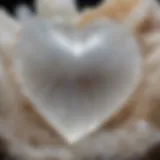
left=12, top=19, right=141, bottom=144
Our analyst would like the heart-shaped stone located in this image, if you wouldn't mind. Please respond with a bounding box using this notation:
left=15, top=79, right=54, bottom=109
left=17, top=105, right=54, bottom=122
left=12, top=18, right=141, bottom=144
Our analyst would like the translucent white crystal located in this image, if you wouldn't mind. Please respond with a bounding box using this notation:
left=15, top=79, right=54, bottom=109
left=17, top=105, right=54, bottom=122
left=12, top=19, right=141, bottom=144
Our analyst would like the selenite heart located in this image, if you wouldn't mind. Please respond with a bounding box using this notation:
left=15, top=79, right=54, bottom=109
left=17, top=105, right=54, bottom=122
left=12, top=18, right=141, bottom=144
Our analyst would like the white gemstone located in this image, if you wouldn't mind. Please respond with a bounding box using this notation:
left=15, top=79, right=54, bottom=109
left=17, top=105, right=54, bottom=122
left=12, top=19, right=141, bottom=144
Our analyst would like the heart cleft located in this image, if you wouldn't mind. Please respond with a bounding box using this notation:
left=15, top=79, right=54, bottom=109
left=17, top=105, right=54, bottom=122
left=11, top=18, right=141, bottom=144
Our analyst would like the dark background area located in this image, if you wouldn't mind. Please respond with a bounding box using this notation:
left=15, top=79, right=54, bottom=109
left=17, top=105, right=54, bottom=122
left=0, top=0, right=160, bottom=17
left=1, top=0, right=160, bottom=17
left=0, top=0, right=104, bottom=15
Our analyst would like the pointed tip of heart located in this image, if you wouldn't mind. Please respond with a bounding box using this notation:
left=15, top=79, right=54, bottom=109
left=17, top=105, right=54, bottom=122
left=53, top=121, right=102, bottom=144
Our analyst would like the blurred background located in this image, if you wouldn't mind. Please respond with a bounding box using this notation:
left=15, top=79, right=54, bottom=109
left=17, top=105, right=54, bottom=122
left=0, top=0, right=104, bottom=15
left=1, top=0, right=160, bottom=18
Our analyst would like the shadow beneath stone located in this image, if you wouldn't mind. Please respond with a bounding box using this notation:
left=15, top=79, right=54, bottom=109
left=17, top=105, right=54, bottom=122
left=141, top=143, right=160, bottom=160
